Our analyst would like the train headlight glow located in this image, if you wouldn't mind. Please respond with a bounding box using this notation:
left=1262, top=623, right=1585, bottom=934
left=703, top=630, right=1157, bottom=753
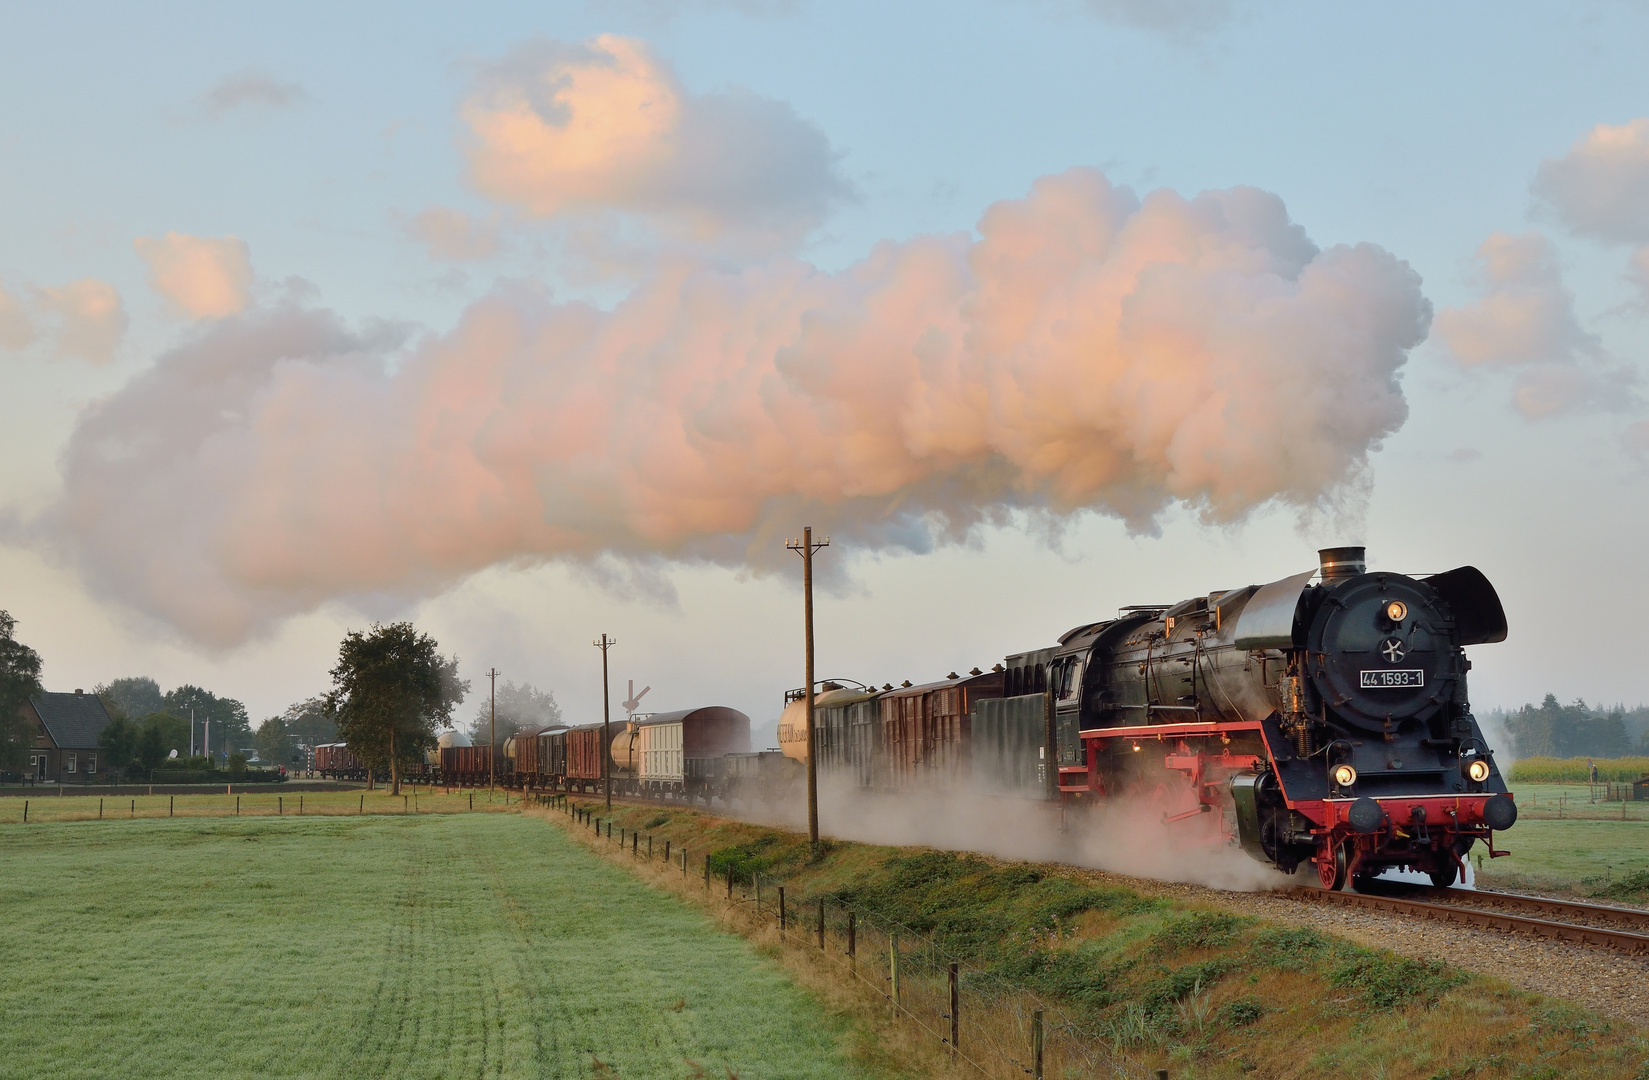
left=1466, top=758, right=1491, bottom=783
left=1385, top=600, right=1408, bottom=623
left=1332, top=764, right=1358, bottom=787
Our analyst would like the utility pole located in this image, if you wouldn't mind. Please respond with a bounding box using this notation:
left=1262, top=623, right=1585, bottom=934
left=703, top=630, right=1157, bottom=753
left=486, top=668, right=500, bottom=792
left=786, top=526, right=830, bottom=848
left=592, top=634, right=617, bottom=809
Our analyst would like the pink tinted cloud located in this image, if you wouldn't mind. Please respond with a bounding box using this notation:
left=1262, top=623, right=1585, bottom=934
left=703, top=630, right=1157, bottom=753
left=462, top=35, right=850, bottom=250
left=134, top=233, right=253, bottom=319
left=1533, top=118, right=1649, bottom=243
left=47, top=169, right=1428, bottom=643
left=38, top=279, right=127, bottom=363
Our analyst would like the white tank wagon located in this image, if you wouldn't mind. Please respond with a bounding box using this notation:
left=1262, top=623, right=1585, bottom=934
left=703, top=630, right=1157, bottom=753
left=606, top=707, right=752, bottom=800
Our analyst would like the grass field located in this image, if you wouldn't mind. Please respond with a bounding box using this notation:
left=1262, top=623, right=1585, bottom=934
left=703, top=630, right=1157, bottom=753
left=0, top=811, right=886, bottom=1080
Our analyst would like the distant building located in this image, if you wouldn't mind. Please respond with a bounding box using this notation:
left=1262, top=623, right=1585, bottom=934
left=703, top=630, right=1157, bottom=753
left=20, top=690, right=115, bottom=783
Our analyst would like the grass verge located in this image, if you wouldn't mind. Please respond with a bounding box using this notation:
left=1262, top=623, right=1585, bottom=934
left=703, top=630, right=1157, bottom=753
left=553, top=797, right=1649, bottom=1080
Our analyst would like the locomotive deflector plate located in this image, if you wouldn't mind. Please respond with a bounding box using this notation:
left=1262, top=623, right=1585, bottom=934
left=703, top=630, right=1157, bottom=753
left=1232, top=570, right=1315, bottom=650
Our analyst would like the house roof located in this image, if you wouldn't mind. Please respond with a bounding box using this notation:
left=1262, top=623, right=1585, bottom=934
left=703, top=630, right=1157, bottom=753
left=31, top=691, right=114, bottom=750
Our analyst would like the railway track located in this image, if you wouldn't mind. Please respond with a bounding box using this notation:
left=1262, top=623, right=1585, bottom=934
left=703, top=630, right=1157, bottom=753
left=1292, top=883, right=1649, bottom=955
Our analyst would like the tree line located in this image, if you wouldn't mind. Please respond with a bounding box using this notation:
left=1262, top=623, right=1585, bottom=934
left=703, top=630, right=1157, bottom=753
left=1487, top=695, right=1649, bottom=759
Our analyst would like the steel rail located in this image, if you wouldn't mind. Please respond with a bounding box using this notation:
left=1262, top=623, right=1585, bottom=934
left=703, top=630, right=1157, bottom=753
left=1358, top=882, right=1649, bottom=933
left=1292, top=888, right=1649, bottom=955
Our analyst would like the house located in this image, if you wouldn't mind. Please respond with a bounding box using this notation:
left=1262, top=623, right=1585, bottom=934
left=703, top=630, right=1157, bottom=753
left=20, top=689, right=115, bottom=784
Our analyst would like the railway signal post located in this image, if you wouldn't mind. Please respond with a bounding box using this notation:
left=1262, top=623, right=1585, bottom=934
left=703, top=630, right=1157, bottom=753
left=785, top=527, right=829, bottom=848
left=593, top=633, right=617, bottom=809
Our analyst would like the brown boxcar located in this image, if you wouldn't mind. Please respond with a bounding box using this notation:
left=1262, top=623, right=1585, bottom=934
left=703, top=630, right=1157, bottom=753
left=314, top=742, right=363, bottom=778
left=877, top=670, right=1003, bottom=787
left=439, top=744, right=496, bottom=779
left=510, top=725, right=562, bottom=779
left=565, top=722, right=610, bottom=786
left=541, top=727, right=569, bottom=782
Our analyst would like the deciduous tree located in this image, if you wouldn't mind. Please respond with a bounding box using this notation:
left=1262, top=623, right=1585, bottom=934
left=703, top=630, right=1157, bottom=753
left=0, top=611, right=43, bottom=774
left=328, top=623, right=467, bottom=794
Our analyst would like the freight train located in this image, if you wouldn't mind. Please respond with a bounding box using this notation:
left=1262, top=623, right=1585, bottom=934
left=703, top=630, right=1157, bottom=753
left=321, top=546, right=1518, bottom=891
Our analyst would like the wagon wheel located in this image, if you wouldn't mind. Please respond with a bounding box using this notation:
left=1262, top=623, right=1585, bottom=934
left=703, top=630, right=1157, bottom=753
left=1315, top=841, right=1348, bottom=891
left=1428, top=858, right=1459, bottom=889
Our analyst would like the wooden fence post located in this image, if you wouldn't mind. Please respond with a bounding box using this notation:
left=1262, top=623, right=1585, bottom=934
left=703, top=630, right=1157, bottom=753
left=704, top=855, right=710, bottom=889
left=1032, top=1009, right=1043, bottom=1080
left=847, top=911, right=856, bottom=971
left=632, top=832, right=638, bottom=856
left=817, top=899, right=825, bottom=950
left=169, top=796, right=174, bottom=817
left=648, top=835, right=653, bottom=859
left=300, top=795, right=304, bottom=815
left=664, top=839, right=671, bottom=863
left=129, top=799, right=134, bottom=818
left=726, top=866, right=733, bottom=900
left=779, top=887, right=787, bottom=936
left=890, top=933, right=899, bottom=1007
left=99, top=798, right=103, bottom=820
left=949, top=963, right=959, bottom=1055
left=681, top=848, right=687, bottom=878
left=236, top=796, right=240, bottom=815
left=280, top=797, right=284, bottom=816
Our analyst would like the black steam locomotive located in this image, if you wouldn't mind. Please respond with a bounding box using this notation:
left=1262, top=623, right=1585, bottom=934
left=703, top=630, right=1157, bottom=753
left=789, top=546, right=1516, bottom=891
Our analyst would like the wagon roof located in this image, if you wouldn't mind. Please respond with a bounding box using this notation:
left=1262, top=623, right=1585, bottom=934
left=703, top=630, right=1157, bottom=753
left=632, top=706, right=750, bottom=726
left=879, top=671, right=1000, bottom=698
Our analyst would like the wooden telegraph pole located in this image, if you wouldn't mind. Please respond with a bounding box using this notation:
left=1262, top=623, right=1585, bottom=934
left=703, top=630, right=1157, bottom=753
left=593, top=634, right=617, bottom=809
left=786, top=527, right=829, bottom=848
left=486, top=668, right=499, bottom=793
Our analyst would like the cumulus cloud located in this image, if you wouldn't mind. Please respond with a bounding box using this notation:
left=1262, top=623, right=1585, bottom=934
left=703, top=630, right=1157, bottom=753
left=462, top=35, right=851, bottom=250
left=134, top=233, right=254, bottom=319
left=1626, top=420, right=1649, bottom=457
left=1533, top=118, right=1649, bottom=243
left=37, top=279, right=127, bottom=363
left=1434, top=232, right=1627, bottom=418
left=403, top=207, right=502, bottom=261
left=204, top=70, right=310, bottom=113
left=42, top=169, right=1428, bottom=643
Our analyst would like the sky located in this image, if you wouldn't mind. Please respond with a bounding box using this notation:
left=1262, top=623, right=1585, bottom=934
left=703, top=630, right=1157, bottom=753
left=3, top=0, right=1649, bottom=742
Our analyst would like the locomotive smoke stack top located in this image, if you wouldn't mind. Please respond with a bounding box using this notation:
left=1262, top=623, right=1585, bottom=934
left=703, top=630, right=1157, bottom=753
left=1317, top=546, right=1366, bottom=584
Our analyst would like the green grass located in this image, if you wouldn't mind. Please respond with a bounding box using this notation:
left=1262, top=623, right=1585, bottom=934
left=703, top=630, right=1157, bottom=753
left=1474, top=816, right=1649, bottom=898
left=0, top=812, right=883, bottom=1080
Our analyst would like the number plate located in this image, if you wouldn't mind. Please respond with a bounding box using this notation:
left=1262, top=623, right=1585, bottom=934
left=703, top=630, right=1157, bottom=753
left=1360, top=670, right=1423, bottom=688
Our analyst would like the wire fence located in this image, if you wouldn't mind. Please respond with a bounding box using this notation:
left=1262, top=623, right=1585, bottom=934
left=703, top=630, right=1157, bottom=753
left=544, top=794, right=1152, bottom=1080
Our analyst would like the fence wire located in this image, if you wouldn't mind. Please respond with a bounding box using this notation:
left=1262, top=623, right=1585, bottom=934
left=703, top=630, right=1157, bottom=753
left=548, top=795, right=1149, bottom=1080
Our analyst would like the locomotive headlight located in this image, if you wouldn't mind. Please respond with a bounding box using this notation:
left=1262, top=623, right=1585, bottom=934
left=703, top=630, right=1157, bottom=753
left=1385, top=600, right=1408, bottom=623
left=1332, top=764, right=1358, bottom=788
left=1466, top=758, right=1491, bottom=783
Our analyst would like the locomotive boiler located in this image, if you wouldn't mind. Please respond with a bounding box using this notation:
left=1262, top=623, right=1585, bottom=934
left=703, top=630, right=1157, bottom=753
left=1056, top=546, right=1516, bottom=889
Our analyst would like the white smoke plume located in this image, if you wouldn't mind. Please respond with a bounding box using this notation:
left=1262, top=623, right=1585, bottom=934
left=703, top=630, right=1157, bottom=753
left=744, top=774, right=1289, bottom=892
left=38, top=168, right=1429, bottom=644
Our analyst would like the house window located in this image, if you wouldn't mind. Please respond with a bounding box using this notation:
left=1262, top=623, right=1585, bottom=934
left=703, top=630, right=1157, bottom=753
left=86, top=753, right=97, bottom=774
left=65, top=752, right=77, bottom=773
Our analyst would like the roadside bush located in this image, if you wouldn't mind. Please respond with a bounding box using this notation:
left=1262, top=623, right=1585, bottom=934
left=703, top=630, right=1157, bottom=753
left=1150, top=911, right=1248, bottom=953
left=1218, top=996, right=1265, bottom=1027
left=1328, top=950, right=1465, bottom=1009
left=1591, top=869, right=1649, bottom=901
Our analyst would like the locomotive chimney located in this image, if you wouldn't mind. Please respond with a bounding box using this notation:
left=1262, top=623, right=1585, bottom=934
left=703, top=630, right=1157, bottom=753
left=1318, top=546, right=1366, bottom=584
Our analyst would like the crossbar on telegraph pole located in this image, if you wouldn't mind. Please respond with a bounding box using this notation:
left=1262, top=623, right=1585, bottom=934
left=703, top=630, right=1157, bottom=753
left=593, top=634, right=616, bottom=809
left=785, top=526, right=829, bottom=848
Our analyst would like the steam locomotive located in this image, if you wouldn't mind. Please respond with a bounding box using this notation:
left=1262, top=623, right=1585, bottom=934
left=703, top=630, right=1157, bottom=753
left=777, top=546, right=1516, bottom=891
